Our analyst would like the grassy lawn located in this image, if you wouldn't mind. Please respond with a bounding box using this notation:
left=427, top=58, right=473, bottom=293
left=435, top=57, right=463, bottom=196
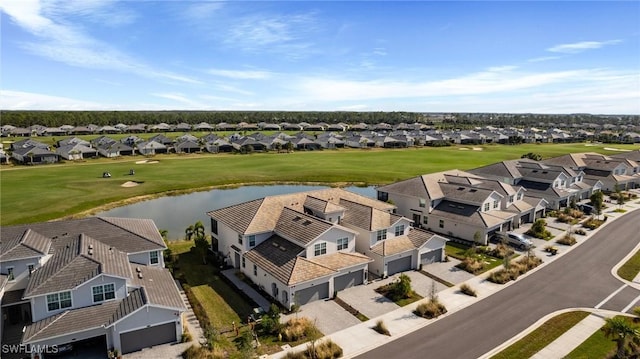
left=565, top=315, right=639, bottom=359
left=617, top=249, right=640, bottom=281
left=445, top=242, right=507, bottom=273
left=491, top=311, right=590, bottom=359
left=2, top=143, right=637, bottom=226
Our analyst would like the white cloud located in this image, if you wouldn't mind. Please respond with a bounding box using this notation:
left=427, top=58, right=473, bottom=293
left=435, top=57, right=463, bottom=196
left=207, top=68, right=273, bottom=80
left=0, top=0, right=198, bottom=84
left=0, top=90, right=107, bottom=110
left=527, top=56, right=562, bottom=63
left=547, top=40, right=622, bottom=54
left=182, top=1, right=224, bottom=21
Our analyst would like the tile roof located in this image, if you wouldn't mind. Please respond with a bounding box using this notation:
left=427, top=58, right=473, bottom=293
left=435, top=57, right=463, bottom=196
left=244, top=235, right=334, bottom=285
left=0, top=217, right=166, bottom=255
left=304, top=196, right=345, bottom=214
left=129, top=265, right=185, bottom=310
left=23, top=288, right=148, bottom=343
left=0, top=229, right=51, bottom=261
left=208, top=188, right=394, bottom=235
left=339, top=198, right=404, bottom=231
left=371, top=236, right=415, bottom=256
left=306, top=252, right=372, bottom=270
left=24, top=234, right=132, bottom=297
left=275, top=208, right=333, bottom=246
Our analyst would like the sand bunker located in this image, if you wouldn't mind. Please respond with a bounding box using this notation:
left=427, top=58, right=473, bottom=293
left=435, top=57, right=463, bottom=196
left=472, top=147, right=483, bottom=151
left=459, top=148, right=470, bottom=151
left=121, top=181, right=141, bottom=187
left=135, top=160, right=159, bottom=164
left=604, top=147, right=631, bottom=152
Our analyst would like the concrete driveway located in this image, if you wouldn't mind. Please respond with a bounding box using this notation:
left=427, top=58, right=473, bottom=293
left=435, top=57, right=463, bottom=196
left=337, top=279, right=400, bottom=319
left=280, top=299, right=361, bottom=335
left=423, top=259, right=475, bottom=286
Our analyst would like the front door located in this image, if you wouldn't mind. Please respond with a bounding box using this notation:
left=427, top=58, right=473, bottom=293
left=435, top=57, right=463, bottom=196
left=412, top=213, right=421, bottom=228
left=234, top=252, right=241, bottom=269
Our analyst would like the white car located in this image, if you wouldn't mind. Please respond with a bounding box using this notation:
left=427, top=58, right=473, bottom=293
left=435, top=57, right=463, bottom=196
left=504, top=232, right=533, bottom=250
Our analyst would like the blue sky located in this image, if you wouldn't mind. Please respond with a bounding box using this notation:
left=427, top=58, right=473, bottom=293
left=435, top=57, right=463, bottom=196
left=1, top=1, right=639, bottom=114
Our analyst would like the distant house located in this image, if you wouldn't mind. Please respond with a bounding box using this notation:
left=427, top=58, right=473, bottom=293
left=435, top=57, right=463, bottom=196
left=544, top=152, right=638, bottom=191
left=56, top=144, right=98, bottom=160
left=137, top=140, right=168, bottom=155
left=97, top=142, right=134, bottom=158
left=175, top=140, right=201, bottom=153
left=11, top=146, right=58, bottom=165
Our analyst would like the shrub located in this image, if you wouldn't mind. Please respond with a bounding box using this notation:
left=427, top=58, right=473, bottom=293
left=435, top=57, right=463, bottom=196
left=280, top=317, right=319, bottom=342
left=181, top=326, right=192, bottom=343
left=284, top=340, right=343, bottom=359
left=456, top=257, right=484, bottom=274
left=415, top=299, right=447, bottom=319
left=485, top=243, right=513, bottom=259
left=582, top=216, right=605, bottom=230
left=182, top=345, right=226, bottom=359
left=526, top=219, right=553, bottom=240
left=459, top=283, right=477, bottom=297
left=488, top=255, right=542, bottom=284
left=375, top=273, right=414, bottom=302
left=557, top=234, right=577, bottom=246
left=373, top=320, right=391, bottom=336
left=574, top=229, right=587, bottom=235
left=260, top=304, right=281, bottom=335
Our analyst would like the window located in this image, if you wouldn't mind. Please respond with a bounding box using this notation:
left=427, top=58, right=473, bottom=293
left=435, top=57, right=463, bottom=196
left=253, top=264, right=257, bottom=276
left=509, top=195, right=514, bottom=203
left=28, top=264, right=35, bottom=277
left=242, top=257, right=246, bottom=268
left=419, top=198, right=426, bottom=208
left=248, top=235, right=256, bottom=247
left=92, top=283, right=115, bottom=303
left=484, top=203, right=490, bottom=211
left=378, top=192, right=388, bottom=202
left=394, top=224, right=405, bottom=236
left=337, top=238, right=348, bottom=250
left=47, top=291, right=72, bottom=311
left=423, top=216, right=428, bottom=225
left=314, top=242, right=327, bottom=256
left=7, top=267, right=15, bottom=281
left=439, top=220, right=444, bottom=228
left=376, top=230, right=387, bottom=242
left=238, top=234, right=243, bottom=245
left=150, top=251, right=159, bottom=265
left=493, top=200, right=499, bottom=209
left=517, top=193, right=523, bottom=200
left=212, top=219, right=218, bottom=235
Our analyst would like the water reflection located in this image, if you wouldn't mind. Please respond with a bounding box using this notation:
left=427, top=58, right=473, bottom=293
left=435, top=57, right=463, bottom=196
left=97, top=185, right=376, bottom=240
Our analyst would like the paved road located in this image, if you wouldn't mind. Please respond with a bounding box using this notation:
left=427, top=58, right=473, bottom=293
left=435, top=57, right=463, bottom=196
left=358, top=210, right=640, bottom=359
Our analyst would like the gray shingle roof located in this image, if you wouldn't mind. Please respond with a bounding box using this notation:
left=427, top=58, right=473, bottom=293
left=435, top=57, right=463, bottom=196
left=441, top=183, right=496, bottom=204
left=339, top=198, right=404, bottom=231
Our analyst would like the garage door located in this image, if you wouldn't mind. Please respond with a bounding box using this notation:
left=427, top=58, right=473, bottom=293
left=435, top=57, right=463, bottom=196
left=387, top=256, right=412, bottom=276
left=520, top=213, right=531, bottom=223
left=295, top=282, right=329, bottom=305
left=120, top=322, right=177, bottom=354
left=334, top=271, right=363, bottom=292
left=420, top=250, right=442, bottom=265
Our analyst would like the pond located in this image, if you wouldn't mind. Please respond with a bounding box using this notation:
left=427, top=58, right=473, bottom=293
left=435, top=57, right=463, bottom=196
left=97, top=184, right=377, bottom=240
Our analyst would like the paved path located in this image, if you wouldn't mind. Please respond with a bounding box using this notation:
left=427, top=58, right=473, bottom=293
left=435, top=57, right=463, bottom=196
left=221, top=268, right=271, bottom=311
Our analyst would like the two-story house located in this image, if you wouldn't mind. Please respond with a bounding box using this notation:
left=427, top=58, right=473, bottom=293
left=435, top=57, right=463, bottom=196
left=0, top=217, right=185, bottom=358
left=544, top=152, right=637, bottom=192
left=207, top=188, right=447, bottom=308
left=377, top=170, right=548, bottom=244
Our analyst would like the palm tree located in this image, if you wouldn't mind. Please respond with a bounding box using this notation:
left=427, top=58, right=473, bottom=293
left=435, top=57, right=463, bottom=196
left=193, top=221, right=205, bottom=240
left=185, top=224, right=194, bottom=241
left=602, top=317, right=639, bottom=358
left=158, top=229, right=169, bottom=241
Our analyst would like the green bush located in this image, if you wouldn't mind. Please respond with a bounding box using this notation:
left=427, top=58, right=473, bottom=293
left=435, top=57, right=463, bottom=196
left=415, top=299, right=447, bottom=319
left=525, top=219, right=552, bottom=240
left=582, top=216, right=605, bottom=230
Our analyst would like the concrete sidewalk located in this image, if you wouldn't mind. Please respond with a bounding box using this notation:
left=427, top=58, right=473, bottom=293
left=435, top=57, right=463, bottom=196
left=530, top=313, right=606, bottom=359
left=270, top=198, right=640, bottom=358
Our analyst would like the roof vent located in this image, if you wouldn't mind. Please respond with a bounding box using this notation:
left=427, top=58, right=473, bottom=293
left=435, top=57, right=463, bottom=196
left=457, top=187, right=464, bottom=190
left=302, top=220, right=312, bottom=226
left=88, top=249, right=93, bottom=256
left=62, top=233, right=68, bottom=236
left=88, top=244, right=94, bottom=250
left=293, top=216, right=302, bottom=222
left=271, top=242, right=279, bottom=247
left=136, top=267, right=141, bottom=273
left=138, top=272, right=143, bottom=279
left=279, top=246, right=286, bottom=251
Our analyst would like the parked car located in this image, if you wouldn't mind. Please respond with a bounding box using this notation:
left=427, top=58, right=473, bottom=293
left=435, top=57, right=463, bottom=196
left=492, top=232, right=533, bottom=250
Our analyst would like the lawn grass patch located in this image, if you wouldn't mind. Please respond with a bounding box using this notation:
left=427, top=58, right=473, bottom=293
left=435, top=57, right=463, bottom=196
left=491, top=311, right=590, bottom=359
left=565, top=315, right=640, bottom=359
left=447, top=243, right=507, bottom=274
left=617, top=249, right=640, bottom=281
left=1, top=143, right=633, bottom=226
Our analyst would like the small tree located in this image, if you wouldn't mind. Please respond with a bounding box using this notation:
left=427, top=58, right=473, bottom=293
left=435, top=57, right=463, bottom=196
left=194, top=236, right=209, bottom=264
left=591, top=191, right=604, bottom=219
left=185, top=224, right=194, bottom=241
left=261, top=304, right=281, bottom=335
left=602, top=317, right=639, bottom=359
left=393, top=274, right=412, bottom=299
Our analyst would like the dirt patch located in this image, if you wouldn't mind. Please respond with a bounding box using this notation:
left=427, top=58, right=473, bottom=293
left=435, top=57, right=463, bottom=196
left=121, top=181, right=142, bottom=187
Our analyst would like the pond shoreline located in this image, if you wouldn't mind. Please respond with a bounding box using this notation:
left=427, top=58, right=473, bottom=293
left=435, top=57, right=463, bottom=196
left=57, top=180, right=375, bottom=223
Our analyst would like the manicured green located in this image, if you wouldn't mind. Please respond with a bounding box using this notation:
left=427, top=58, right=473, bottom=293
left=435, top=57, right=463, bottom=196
left=491, top=311, right=590, bottom=359
left=618, top=249, right=640, bottom=281
left=565, top=315, right=639, bottom=359
left=2, top=143, right=638, bottom=226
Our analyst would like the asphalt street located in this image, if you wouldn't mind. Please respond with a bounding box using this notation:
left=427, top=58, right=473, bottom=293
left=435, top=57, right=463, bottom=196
left=358, top=210, right=640, bottom=359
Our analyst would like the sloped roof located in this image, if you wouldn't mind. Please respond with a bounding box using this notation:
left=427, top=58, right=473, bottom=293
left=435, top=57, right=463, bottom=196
left=303, top=196, right=345, bottom=214
left=208, top=188, right=394, bottom=235
left=371, top=236, right=415, bottom=256
left=275, top=208, right=333, bottom=246
left=24, top=234, right=132, bottom=297
left=0, top=229, right=51, bottom=261
left=306, top=251, right=372, bottom=270
left=339, top=198, right=404, bottom=231
left=129, top=265, right=185, bottom=310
